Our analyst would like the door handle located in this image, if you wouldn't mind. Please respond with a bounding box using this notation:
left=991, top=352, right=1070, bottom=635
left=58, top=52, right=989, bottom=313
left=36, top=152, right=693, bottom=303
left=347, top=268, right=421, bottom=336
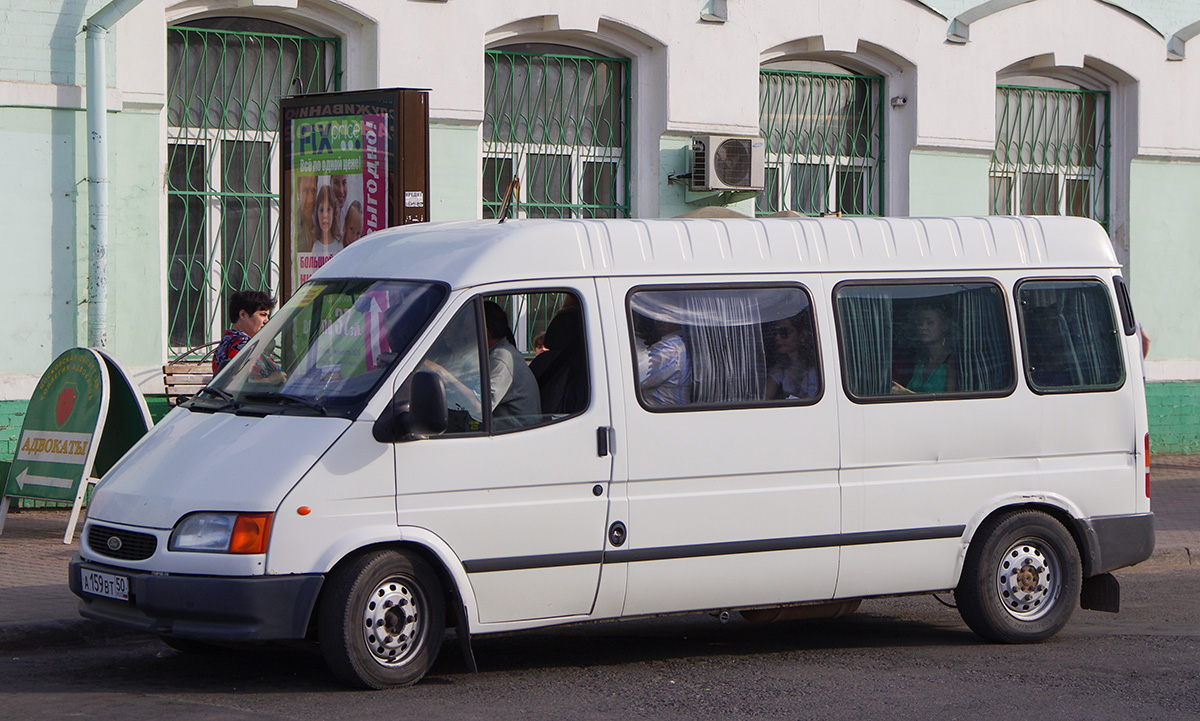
left=597, top=426, right=610, bottom=457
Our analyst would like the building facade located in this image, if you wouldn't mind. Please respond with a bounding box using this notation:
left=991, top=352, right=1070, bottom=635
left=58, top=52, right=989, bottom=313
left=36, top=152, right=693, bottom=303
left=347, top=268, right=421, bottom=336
left=3, top=0, right=1200, bottom=458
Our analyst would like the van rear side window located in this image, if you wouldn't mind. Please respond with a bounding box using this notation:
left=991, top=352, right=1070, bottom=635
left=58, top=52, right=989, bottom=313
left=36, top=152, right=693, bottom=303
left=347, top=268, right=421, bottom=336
left=628, top=285, right=820, bottom=410
left=1017, top=279, right=1125, bottom=393
left=835, top=281, right=1014, bottom=401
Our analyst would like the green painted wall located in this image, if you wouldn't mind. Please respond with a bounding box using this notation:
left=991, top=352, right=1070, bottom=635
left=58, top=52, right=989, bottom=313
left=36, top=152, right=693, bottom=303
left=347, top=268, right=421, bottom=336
left=0, top=400, right=27, bottom=466
left=0, top=107, right=162, bottom=375
left=658, top=136, right=756, bottom=219
left=0, top=108, right=82, bottom=374
left=1129, top=158, right=1200, bottom=361
left=429, top=123, right=481, bottom=221
left=907, top=149, right=990, bottom=217
left=1147, top=381, right=1200, bottom=454
left=659, top=137, right=693, bottom=219
left=105, top=112, right=164, bottom=368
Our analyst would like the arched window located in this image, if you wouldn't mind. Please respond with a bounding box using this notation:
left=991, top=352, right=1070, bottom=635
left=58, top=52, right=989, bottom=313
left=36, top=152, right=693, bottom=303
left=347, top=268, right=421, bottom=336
left=757, top=60, right=884, bottom=217
left=166, top=17, right=341, bottom=351
left=483, top=43, right=630, bottom=219
left=990, top=77, right=1109, bottom=228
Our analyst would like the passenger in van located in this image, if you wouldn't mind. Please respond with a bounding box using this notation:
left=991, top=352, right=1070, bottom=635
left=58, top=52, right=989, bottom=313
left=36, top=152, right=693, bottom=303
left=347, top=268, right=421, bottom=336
left=1026, top=311, right=1075, bottom=388
left=764, top=310, right=819, bottom=401
left=529, top=301, right=588, bottom=415
left=896, top=304, right=958, bottom=394
left=637, top=317, right=692, bottom=406
left=483, top=301, right=542, bottom=426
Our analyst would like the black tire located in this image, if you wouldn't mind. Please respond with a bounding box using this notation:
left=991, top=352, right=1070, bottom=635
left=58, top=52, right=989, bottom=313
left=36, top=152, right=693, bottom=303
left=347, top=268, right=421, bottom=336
left=956, top=510, right=1082, bottom=643
left=318, top=549, right=445, bottom=688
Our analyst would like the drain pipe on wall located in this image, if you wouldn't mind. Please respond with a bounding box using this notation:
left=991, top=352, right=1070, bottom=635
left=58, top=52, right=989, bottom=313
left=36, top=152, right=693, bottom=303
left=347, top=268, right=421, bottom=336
left=85, top=0, right=145, bottom=348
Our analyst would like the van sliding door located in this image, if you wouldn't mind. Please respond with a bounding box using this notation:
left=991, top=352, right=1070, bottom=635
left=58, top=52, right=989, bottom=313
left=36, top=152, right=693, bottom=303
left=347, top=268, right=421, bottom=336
left=608, top=276, right=841, bottom=616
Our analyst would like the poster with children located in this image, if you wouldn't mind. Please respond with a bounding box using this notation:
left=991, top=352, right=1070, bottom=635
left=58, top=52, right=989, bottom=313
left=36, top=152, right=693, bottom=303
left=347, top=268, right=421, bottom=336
left=281, top=88, right=430, bottom=300
left=289, top=112, right=388, bottom=291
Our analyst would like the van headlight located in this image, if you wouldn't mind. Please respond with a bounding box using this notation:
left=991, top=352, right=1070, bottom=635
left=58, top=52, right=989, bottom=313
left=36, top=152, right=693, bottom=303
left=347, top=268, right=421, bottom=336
left=169, top=512, right=273, bottom=554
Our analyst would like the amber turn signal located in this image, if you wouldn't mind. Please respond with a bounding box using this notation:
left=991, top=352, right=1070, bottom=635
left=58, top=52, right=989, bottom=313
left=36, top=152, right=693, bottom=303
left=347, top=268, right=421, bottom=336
left=297, top=506, right=311, bottom=516
left=229, top=512, right=273, bottom=554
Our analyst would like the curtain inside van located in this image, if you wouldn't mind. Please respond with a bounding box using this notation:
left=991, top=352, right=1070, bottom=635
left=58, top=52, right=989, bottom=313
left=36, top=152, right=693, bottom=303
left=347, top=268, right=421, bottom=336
left=837, top=292, right=893, bottom=397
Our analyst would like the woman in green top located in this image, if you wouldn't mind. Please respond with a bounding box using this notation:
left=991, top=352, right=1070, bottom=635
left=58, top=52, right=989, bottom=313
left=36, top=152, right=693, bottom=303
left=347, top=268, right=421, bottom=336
left=905, top=305, right=958, bottom=393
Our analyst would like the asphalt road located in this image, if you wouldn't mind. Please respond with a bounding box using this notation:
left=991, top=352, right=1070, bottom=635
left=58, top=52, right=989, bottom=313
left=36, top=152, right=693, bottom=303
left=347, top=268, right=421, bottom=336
left=4, top=564, right=1198, bottom=721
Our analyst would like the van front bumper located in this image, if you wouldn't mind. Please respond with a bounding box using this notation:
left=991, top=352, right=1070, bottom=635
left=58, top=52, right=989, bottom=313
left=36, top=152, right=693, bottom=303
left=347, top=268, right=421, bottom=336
left=69, top=555, right=324, bottom=641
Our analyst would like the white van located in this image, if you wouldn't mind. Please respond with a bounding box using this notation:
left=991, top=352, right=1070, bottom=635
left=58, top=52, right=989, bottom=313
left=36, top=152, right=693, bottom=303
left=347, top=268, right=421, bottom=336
left=71, top=216, right=1154, bottom=688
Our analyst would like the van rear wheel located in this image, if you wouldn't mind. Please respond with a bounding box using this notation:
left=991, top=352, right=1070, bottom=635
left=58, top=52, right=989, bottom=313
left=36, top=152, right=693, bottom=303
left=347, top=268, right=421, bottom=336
left=318, top=549, right=445, bottom=688
left=955, top=510, right=1081, bottom=643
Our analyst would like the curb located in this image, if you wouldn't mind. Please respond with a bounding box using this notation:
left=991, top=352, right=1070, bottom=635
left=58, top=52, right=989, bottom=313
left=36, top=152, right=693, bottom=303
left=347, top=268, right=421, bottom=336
left=1136, top=546, right=1195, bottom=569
left=0, top=617, right=141, bottom=654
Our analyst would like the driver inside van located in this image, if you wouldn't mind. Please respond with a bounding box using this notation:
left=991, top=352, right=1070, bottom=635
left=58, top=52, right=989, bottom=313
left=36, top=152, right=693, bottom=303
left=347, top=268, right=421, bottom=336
left=482, top=301, right=542, bottom=427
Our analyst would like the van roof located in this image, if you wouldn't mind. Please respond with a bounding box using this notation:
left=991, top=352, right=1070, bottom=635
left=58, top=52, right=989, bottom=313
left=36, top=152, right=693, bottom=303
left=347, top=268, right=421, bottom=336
left=313, top=216, right=1119, bottom=289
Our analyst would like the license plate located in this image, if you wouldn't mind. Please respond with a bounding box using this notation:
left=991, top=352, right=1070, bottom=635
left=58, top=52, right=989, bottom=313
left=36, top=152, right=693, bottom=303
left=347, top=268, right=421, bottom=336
left=80, top=568, right=129, bottom=601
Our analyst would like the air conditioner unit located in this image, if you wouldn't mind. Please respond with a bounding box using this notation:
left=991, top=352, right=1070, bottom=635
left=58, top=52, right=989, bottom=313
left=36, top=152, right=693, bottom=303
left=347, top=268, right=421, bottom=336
left=691, top=135, right=766, bottom=191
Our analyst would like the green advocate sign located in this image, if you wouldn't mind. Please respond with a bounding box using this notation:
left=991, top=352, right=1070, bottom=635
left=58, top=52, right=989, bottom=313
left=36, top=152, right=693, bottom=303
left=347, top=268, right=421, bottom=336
left=8, top=348, right=107, bottom=503
left=0, top=347, right=153, bottom=543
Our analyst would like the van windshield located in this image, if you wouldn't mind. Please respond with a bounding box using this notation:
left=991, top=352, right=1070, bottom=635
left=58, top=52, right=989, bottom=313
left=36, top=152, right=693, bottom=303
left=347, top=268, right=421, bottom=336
left=187, top=280, right=447, bottom=419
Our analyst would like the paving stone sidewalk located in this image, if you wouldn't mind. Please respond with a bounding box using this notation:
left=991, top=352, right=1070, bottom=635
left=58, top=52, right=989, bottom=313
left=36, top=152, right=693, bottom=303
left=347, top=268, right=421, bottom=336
left=1, top=456, right=1197, bottom=651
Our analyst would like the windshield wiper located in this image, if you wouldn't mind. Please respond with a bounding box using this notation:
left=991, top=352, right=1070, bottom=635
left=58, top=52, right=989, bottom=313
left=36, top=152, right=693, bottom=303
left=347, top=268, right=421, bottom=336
left=184, top=386, right=239, bottom=411
left=242, top=392, right=327, bottom=415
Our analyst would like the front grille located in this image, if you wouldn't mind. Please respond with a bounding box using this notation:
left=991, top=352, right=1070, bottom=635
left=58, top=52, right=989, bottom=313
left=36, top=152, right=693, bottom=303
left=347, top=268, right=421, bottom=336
left=87, top=525, right=157, bottom=561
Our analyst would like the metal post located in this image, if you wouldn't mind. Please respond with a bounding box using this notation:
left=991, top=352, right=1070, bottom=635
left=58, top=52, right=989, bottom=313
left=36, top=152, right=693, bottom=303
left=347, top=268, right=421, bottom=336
left=85, top=0, right=146, bottom=348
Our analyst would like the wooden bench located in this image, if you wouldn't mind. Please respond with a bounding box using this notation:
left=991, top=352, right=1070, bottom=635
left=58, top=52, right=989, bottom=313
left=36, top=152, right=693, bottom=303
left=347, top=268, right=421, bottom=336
left=163, top=342, right=218, bottom=406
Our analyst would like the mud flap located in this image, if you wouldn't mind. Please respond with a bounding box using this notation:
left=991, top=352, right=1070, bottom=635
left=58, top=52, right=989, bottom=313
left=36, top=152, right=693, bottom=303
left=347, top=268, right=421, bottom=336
left=450, top=592, right=477, bottom=672
left=1080, top=572, right=1120, bottom=613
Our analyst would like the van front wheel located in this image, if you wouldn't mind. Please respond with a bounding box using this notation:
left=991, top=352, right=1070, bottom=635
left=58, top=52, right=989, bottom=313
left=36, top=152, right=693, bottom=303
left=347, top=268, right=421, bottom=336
left=318, top=549, right=445, bottom=688
left=955, top=510, right=1081, bottom=643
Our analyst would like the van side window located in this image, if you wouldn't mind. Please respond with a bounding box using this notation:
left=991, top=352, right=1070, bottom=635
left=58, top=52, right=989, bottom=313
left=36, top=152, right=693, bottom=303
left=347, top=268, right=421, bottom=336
left=412, top=290, right=587, bottom=434
left=836, top=282, right=1014, bottom=401
left=1017, top=279, right=1125, bottom=393
left=628, top=286, right=820, bottom=410
left=419, top=302, right=485, bottom=434
left=487, top=291, right=589, bottom=429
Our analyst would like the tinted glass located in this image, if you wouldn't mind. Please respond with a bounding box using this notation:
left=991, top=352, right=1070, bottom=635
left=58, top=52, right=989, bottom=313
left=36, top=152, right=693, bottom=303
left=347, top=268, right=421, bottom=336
left=628, top=286, right=819, bottom=410
left=1018, top=280, right=1124, bottom=393
left=836, top=282, right=1013, bottom=400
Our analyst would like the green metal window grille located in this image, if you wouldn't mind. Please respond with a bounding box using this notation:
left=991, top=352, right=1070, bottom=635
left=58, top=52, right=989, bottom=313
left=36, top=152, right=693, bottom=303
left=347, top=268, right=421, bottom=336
left=484, top=50, right=631, bottom=219
left=166, top=20, right=340, bottom=354
left=488, top=291, right=574, bottom=355
left=757, top=69, right=884, bottom=217
left=990, top=85, right=1109, bottom=229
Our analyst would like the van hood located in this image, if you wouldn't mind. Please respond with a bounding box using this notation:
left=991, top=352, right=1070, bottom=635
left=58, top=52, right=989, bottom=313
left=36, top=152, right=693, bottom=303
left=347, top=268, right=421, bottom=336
left=88, top=409, right=352, bottom=529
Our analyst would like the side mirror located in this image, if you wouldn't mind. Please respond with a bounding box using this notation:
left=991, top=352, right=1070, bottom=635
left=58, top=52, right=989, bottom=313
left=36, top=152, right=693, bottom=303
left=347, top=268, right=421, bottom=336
left=406, top=371, right=448, bottom=437
left=373, top=371, right=448, bottom=443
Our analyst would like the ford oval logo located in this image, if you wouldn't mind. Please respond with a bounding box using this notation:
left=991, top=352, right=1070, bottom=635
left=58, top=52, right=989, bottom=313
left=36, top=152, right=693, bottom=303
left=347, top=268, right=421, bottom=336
left=107, top=536, right=123, bottom=552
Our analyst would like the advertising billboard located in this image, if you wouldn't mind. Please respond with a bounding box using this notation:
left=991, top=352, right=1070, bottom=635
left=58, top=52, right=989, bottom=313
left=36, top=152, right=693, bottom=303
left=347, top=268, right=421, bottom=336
left=280, top=89, right=429, bottom=299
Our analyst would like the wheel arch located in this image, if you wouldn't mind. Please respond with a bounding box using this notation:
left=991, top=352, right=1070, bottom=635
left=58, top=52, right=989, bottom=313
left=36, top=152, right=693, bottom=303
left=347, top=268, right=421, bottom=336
left=310, top=528, right=478, bottom=640
left=957, top=498, right=1095, bottom=586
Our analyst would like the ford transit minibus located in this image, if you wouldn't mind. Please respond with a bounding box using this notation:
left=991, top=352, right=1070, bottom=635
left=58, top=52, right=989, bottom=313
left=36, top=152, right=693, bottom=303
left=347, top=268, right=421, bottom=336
left=71, top=216, right=1154, bottom=688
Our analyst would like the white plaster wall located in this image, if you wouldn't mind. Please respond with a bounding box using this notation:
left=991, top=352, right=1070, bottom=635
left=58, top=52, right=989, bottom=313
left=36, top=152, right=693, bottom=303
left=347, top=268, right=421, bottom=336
left=102, top=0, right=1200, bottom=220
